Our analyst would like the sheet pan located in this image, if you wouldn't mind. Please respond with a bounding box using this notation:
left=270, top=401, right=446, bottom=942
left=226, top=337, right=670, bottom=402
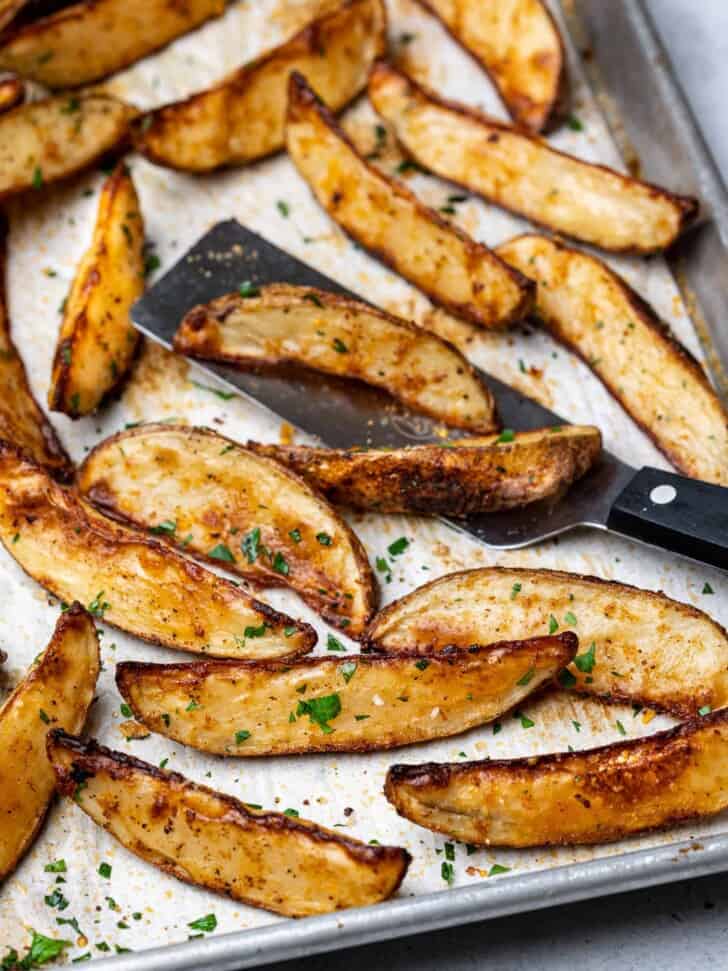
left=1, top=0, right=727, bottom=965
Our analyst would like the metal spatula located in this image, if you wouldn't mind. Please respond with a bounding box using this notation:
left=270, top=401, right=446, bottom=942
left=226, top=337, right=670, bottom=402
left=131, top=220, right=728, bottom=570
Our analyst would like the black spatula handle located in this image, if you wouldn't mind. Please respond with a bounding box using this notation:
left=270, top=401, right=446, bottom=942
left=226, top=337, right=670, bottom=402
left=607, top=467, right=728, bottom=570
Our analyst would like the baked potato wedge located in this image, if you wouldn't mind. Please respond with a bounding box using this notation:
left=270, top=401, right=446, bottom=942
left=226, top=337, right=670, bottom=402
left=286, top=72, right=533, bottom=329
left=77, top=423, right=377, bottom=638
left=173, top=284, right=497, bottom=432
left=250, top=425, right=601, bottom=517
left=48, top=730, right=410, bottom=915
left=497, top=234, right=728, bottom=483
left=364, top=567, right=728, bottom=718
left=137, top=0, right=387, bottom=172
left=0, top=603, right=99, bottom=880
left=115, top=633, right=576, bottom=756
left=370, top=63, right=698, bottom=254
left=0, top=217, right=72, bottom=478
left=48, top=162, right=143, bottom=418
left=416, top=0, right=567, bottom=132
left=0, top=92, right=135, bottom=199
left=0, top=0, right=224, bottom=88
left=385, top=708, right=728, bottom=847
left=0, top=442, right=315, bottom=658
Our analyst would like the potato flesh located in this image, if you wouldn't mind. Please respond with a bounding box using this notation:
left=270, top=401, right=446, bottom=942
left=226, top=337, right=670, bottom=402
left=116, top=634, right=576, bottom=755
left=385, top=710, right=728, bottom=846
left=0, top=0, right=225, bottom=87
left=0, top=444, right=314, bottom=658
left=48, top=163, right=143, bottom=417
left=370, top=64, right=694, bottom=253
left=0, top=605, right=99, bottom=879
left=0, top=94, right=135, bottom=198
left=365, top=566, right=728, bottom=717
left=173, top=284, right=497, bottom=432
left=286, top=74, right=532, bottom=329
left=497, top=234, right=728, bottom=483
left=78, top=423, right=376, bottom=637
left=250, top=426, right=601, bottom=517
left=48, top=732, right=410, bottom=916
left=419, top=0, right=565, bottom=131
left=137, top=0, right=387, bottom=171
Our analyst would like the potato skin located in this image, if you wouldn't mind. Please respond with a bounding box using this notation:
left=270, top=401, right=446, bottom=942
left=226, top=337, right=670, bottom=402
left=285, top=71, right=534, bottom=330
left=48, top=162, right=144, bottom=418
left=250, top=426, right=601, bottom=517
left=0, top=604, right=99, bottom=880
left=497, top=233, right=728, bottom=483
left=364, top=566, right=728, bottom=718
left=48, top=730, right=411, bottom=916
left=385, top=708, right=728, bottom=847
left=370, top=63, right=698, bottom=254
left=137, top=0, right=387, bottom=172
left=416, top=0, right=568, bottom=132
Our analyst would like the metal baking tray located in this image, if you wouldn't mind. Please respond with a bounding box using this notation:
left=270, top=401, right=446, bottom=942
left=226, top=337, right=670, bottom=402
left=96, top=0, right=728, bottom=967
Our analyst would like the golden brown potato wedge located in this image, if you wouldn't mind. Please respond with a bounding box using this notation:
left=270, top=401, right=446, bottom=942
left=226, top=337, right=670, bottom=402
left=385, top=708, right=728, bottom=847
left=173, top=284, right=497, bottom=432
left=0, top=0, right=224, bottom=87
left=77, top=423, right=377, bottom=638
left=0, top=603, right=99, bottom=880
left=137, top=0, right=387, bottom=172
left=370, top=63, right=698, bottom=254
left=417, top=0, right=567, bottom=132
left=497, top=234, right=728, bottom=482
left=116, top=633, right=576, bottom=756
left=286, top=72, right=533, bottom=329
left=48, top=730, right=410, bottom=915
left=0, top=217, right=71, bottom=478
left=364, top=567, right=728, bottom=718
left=0, top=92, right=135, bottom=199
left=48, top=162, right=143, bottom=418
left=250, top=425, right=601, bottom=517
left=0, top=442, right=315, bottom=658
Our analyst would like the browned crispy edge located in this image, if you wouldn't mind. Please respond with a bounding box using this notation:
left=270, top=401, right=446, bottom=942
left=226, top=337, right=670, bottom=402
left=362, top=564, right=728, bottom=718
left=48, top=729, right=412, bottom=896
left=173, top=286, right=499, bottom=433
left=0, top=0, right=226, bottom=87
left=371, top=63, right=698, bottom=254
left=0, top=75, right=22, bottom=113
left=384, top=707, right=728, bottom=845
left=286, top=70, right=535, bottom=328
left=47, top=161, right=143, bottom=419
left=413, top=0, right=569, bottom=133
left=0, top=214, right=72, bottom=479
left=0, top=439, right=317, bottom=654
left=78, top=422, right=379, bottom=638
left=115, top=632, right=577, bottom=755
left=135, top=0, right=388, bottom=172
left=504, top=233, right=723, bottom=475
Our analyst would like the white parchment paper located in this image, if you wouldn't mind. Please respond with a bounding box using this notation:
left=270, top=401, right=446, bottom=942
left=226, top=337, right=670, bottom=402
left=1, top=0, right=726, bottom=961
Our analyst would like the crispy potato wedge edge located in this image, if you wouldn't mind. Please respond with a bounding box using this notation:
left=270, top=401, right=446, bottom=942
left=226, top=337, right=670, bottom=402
left=369, top=62, right=697, bottom=254
left=173, top=284, right=498, bottom=433
left=497, top=234, right=728, bottom=483
left=48, top=730, right=411, bottom=916
left=77, top=422, right=378, bottom=637
left=416, top=0, right=568, bottom=132
left=0, top=440, right=316, bottom=658
left=249, top=425, right=601, bottom=517
left=115, top=633, right=577, bottom=755
left=385, top=708, right=728, bottom=847
left=285, top=71, right=534, bottom=329
left=136, top=0, right=387, bottom=172
left=363, top=566, right=728, bottom=717
left=0, top=603, right=99, bottom=879
left=49, top=162, right=143, bottom=418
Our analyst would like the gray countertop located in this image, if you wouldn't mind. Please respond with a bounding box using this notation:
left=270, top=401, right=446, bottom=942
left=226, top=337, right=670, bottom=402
left=261, top=3, right=728, bottom=968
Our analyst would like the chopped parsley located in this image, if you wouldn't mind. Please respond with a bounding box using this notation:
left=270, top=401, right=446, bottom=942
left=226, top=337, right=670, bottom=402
left=234, top=730, right=251, bottom=744
left=243, top=623, right=267, bottom=639
left=316, top=531, right=332, bottom=546
left=283, top=808, right=299, bottom=817
left=516, top=667, right=535, bottom=686
left=2, top=931, right=71, bottom=968
left=190, top=380, right=234, bottom=401
left=120, top=703, right=133, bottom=718
left=567, top=114, right=584, bottom=131
left=558, top=668, right=577, bottom=689
left=150, top=519, right=176, bottom=536
left=441, top=861, right=454, bottom=884
left=488, top=864, right=511, bottom=876
left=327, top=634, right=346, bottom=652
left=288, top=528, right=302, bottom=543
left=615, top=720, right=626, bottom=736
left=44, top=860, right=67, bottom=874
left=496, top=428, right=515, bottom=443
left=276, top=200, right=290, bottom=218
left=510, top=582, right=522, bottom=600
left=548, top=614, right=559, bottom=634
left=387, top=536, right=409, bottom=557
left=88, top=591, right=110, bottom=618
left=98, top=862, right=112, bottom=878
left=272, top=551, right=289, bottom=575
left=296, top=693, right=341, bottom=733
left=415, top=659, right=430, bottom=671
left=238, top=281, right=259, bottom=298
left=703, top=583, right=714, bottom=595
left=574, top=641, right=596, bottom=673
left=340, top=660, right=357, bottom=683
left=515, top=711, right=535, bottom=729
left=32, top=166, right=44, bottom=190
left=242, top=527, right=261, bottom=563
left=332, top=337, right=348, bottom=353
left=208, top=543, right=235, bottom=562
left=188, top=914, right=217, bottom=933
left=563, top=611, right=577, bottom=626
left=699, top=705, right=712, bottom=717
